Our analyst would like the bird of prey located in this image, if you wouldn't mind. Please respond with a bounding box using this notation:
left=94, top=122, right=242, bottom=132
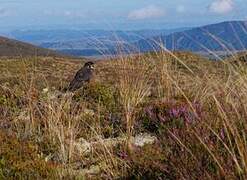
left=67, top=61, right=95, bottom=92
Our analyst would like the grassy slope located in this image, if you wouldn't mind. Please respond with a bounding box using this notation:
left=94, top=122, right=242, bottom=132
left=0, top=51, right=247, bottom=179
left=0, top=36, right=66, bottom=58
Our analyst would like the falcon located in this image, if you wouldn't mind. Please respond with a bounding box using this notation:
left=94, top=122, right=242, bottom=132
left=67, top=61, right=95, bottom=92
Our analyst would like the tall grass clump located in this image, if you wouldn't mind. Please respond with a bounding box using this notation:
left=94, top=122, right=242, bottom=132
left=116, top=56, right=153, bottom=137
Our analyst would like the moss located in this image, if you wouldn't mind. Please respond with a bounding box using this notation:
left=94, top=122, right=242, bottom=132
left=0, top=131, right=59, bottom=179
left=74, top=82, right=118, bottom=112
left=126, top=144, right=170, bottom=180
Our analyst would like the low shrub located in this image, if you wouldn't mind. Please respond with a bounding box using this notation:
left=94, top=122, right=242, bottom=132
left=73, top=82, right=118, bottom=112
left=139, top=99, right=203, bottom=134
left=0, top=131, right=59, bottom=179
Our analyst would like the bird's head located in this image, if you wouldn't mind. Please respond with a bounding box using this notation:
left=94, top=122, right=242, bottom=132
left=84, top=61, right=95, bottom=70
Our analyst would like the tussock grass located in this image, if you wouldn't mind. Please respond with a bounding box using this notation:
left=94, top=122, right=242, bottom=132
left=0, top=50, right=247, bottom=179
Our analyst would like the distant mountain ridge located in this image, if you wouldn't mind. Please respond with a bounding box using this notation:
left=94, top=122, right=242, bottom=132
left=9, top=28, right=190, bottom=45
left=1, top=21, right=246, bottom=57
left=0, top=36, right=63, bottom=57
left=6, top=28, right=190, bottom=57
left=134, top=21, right=247, bottom=53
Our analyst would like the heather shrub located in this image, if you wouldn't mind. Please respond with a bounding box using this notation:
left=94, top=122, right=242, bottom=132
left=0, top=131, right=58, bottom=179
left=1, top=53, right=247, bottom=179
left=139, top=99, right=203, bottom=134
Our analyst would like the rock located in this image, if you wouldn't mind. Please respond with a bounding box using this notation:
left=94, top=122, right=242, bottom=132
left=44, top=153, right=53, bottom=162
left=95, top=136, right=126, bottom=147
left=74, top=138, right=91, bottom=155
left=74, top=133, right=157, bottom=155
left=86, top=165, right=101, bottom=175
left=47, top=90, right=73, bottom=100
left=42, top=88, right=49, bottom=93
left=70, top=133, right=157, bottom=178
left=131, top=133, right=157, bottom=147
left=17, top=109, right=30, bottom=121
left=83, top=109, right=95, bottom=116
left=66, top=164, right=101, bottom=178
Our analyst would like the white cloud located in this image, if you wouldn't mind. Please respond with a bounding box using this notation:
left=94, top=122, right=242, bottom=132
left=128, top=5, right=165, bottom=20
left=44, top=10, right=85, bottom=18
left=63, top=11, right=85, bottom=18
left=209, top=0, right=234, bottom=14
left=64, top=11, right=73, bottom=17
left=176, top=5, right=186, bottom=13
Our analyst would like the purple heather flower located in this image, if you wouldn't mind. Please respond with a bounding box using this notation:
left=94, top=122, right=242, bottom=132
left=180, top=106, right=187, bottom=113
left=184, top=112, right=194, bottom=124
left=118, top=152, right=128, bottom=159
left=145, top=106, right=156, bottom=120
left=158, top=114, right=167, bottom=122
left=169, top=108, right=180, bottom=118
left=220, top=129, right=225, bottom=140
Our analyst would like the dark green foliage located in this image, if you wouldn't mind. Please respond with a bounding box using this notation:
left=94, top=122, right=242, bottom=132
left=74, top=82, right=118, bottom=111
left=72, top=82, right=125, bottom=138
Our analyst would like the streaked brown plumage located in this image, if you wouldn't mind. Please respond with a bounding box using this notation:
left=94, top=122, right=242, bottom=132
left=67, top=61, right=95, bottom=92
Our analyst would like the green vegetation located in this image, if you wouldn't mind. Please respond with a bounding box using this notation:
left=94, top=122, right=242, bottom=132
left=0, top=52, right=247, bottom=179
left=0, top=131, right=58, bottom=179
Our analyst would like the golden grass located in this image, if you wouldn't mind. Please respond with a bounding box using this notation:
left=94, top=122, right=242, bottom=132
left=0, top=51, right=247, bottom=179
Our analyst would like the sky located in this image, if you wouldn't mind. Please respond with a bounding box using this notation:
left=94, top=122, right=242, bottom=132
left=0, top=0, right=246, bottom=31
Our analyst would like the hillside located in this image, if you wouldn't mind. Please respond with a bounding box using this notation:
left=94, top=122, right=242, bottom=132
left=8, top=21, right=247, bottom=57
left=6, top=28, right=190, bottom=57
left=134, top=21, right=247, bottom=53
left=0, top=36, right=64, bottom=57
left=1, top=51, right=247, bottom=179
